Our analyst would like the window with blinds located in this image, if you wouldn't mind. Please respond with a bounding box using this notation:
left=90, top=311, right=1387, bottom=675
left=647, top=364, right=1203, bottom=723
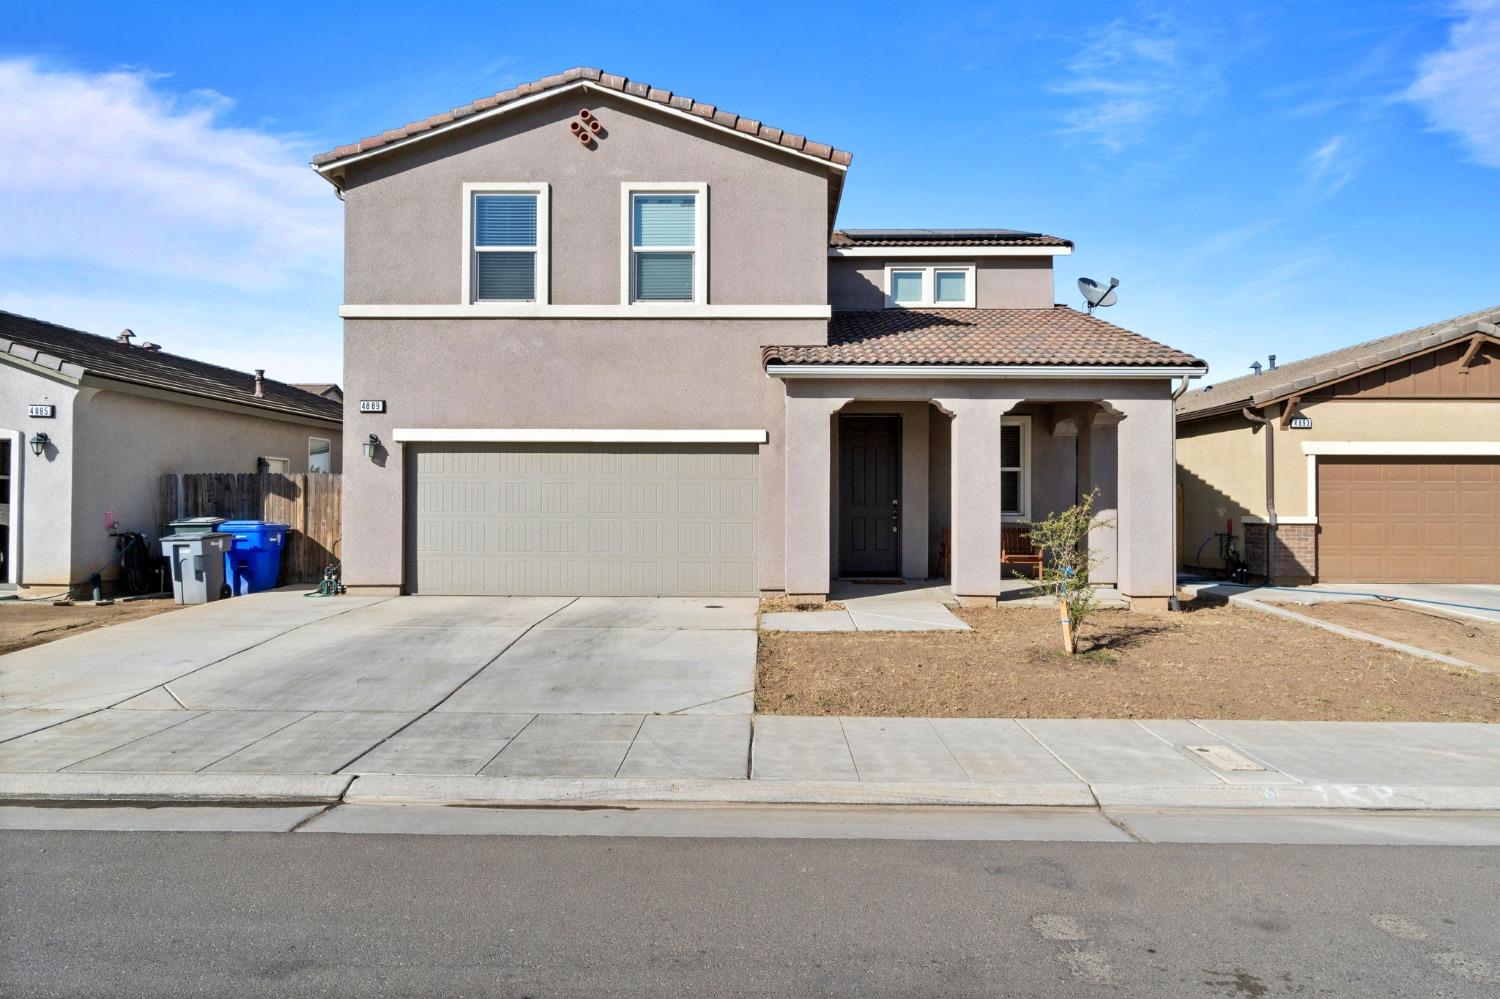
left=472, top=193, right=538, bottom=302
left=630, top=192, right=697, bottom=302
left=1000, top=421, right=1028, bottom=517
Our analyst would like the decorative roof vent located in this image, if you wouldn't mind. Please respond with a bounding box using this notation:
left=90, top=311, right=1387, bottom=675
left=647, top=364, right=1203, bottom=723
left=253, top=369, right=265, bottom=398
left=138, top=341, right=160, bottom=351
left=116, top=328, right=135, bottom=344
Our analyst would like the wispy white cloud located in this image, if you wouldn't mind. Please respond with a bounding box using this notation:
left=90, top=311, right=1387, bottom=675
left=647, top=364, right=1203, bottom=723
left=0, top=58, right=342, bottom=379
left=1051, top=15, right=1223, bottom=151
left=1303, top=134, right=1357, bottom=193
left=1406, top=0, right=1500, bottom=167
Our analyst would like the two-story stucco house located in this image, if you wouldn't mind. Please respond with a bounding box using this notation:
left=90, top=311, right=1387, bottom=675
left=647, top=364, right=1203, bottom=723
left=314, top=68, right=1205, bottom=609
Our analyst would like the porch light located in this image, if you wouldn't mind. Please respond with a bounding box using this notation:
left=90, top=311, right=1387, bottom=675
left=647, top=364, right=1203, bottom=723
left=28, top=432, right=49, bottom=457
left=362, top=433, right=380, bottom=460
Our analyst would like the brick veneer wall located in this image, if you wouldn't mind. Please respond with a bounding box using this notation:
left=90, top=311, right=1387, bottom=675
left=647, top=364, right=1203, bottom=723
left=1243, top=522, right=1317, bottom=583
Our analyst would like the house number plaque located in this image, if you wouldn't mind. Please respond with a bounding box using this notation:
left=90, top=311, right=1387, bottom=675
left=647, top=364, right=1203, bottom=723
left=27, top=404, right=55, bottom=418
left=358, top=400, right=386, bottom=413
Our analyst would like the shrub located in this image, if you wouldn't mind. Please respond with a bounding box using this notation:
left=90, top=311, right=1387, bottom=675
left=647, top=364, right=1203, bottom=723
left=1021, top=489, right=1113, bottom=654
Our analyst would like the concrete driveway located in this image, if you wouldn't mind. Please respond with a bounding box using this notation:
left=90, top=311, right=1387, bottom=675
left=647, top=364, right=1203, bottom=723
left=0, top=591, right=756, bottom=779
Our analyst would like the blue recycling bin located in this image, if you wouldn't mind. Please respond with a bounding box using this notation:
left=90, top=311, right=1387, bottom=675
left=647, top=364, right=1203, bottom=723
left=220, top=520, right=290, bottom=595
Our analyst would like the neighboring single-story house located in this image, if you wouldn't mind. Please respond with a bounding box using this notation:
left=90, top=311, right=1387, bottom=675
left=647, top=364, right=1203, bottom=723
left=295, top=383, right=344, bottom=404
left=0, top=311, right=343, bottom=591
left=314, top=67, right=1205, bottom=607
left=1176, top=305, right=1499, bottom=584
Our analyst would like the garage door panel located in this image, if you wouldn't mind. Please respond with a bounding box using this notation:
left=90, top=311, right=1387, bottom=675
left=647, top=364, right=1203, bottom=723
left=1318, top=456, right=1498, bottom=583
left=409, top=443, right=758, bottom=595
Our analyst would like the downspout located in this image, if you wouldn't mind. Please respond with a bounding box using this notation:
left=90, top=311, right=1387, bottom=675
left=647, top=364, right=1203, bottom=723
left=1168, top=376, right=1193, bottom=610
left=1241, top=406, right=1276, bottom=581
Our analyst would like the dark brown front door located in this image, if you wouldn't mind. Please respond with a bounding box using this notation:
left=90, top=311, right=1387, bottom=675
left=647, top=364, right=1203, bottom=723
left=839, top=415, right=900, bottom=576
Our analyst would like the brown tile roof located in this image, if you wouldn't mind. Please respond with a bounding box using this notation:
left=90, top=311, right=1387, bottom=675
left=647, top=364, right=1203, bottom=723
left=312, top=67, right=852, bottom=170
left=0, top=310, right=342, bottom=423
left=763, top=307, right=1204, bottom=368
left=830, top=229, right=1072, bottom=248
left=1176, top=304, right=1500, bottom=419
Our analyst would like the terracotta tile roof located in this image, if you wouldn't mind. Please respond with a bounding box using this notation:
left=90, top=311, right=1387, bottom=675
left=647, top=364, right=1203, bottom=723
left=0, top=310, right=342, bottom=423
left=312, top=67, right=852, bottom=170
left=830, top=229, right=1072, bottom=248
left=1176, top=304, right=1500, bottom=419
left=763, top=307, right=1204, bottom=368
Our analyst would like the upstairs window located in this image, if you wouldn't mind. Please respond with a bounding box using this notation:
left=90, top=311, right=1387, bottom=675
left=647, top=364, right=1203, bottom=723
left=884, top=264, right=976, bottom=308
left=623, top=184, right=707, bottom=304
left=463, top=183, right=549, bottom=304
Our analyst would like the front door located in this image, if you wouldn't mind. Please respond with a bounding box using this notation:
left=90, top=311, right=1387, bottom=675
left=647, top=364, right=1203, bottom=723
left=838, top=415, right=900, bottom=576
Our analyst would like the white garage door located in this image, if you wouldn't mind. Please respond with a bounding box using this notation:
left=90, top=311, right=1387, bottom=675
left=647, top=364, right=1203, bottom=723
left=407, top=443, right=758, bottom=595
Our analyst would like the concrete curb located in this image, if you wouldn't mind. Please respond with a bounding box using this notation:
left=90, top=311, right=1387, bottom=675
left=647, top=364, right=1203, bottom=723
left=1094, top=783, right=1500, bottom=811
left=1230, top=594, right=1494, bottom=674
left=0, top=773, right=353, bottom=805
left=342, top=775, right=1097, bottom=808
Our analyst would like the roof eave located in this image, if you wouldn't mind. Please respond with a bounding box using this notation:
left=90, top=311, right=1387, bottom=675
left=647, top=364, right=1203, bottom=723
left=313, top=79, right=851, bottom=187
left=765, top=363, right=1208, bottom=379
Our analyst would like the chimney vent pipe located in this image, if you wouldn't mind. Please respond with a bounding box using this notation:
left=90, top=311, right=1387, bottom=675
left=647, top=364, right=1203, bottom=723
left=253, top=369, right=265, bottom=398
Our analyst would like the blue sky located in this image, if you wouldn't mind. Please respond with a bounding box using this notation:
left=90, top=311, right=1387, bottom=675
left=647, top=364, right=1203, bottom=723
left=2, top=1, right=1496, bottom=384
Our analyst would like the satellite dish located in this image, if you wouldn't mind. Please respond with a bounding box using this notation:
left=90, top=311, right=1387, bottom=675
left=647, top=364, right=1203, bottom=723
left=1078, top=276, right=1119, bottom=314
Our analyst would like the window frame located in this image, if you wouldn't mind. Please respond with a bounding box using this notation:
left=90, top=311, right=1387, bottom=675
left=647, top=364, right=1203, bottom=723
left=620, top=182, right=708, bottom=305
left=882, top=262, right=976, bottom=309
left=1000, top=415, right=1031, bottom=521
left=461, top=182, right=550, bottom=305
left=307, top=436, right=332, bottom=474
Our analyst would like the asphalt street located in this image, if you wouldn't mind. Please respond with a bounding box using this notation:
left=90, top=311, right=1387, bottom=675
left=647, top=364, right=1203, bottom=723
left=3, top=828, right=1498, bottom=997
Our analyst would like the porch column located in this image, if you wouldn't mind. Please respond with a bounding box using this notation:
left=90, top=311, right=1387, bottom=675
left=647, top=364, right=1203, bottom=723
left=783, top=392, right=849, bottom=599
left=900, top=404, right=930, bottom=579
left=1111, top=396, right=1174, bottom=611
left=1078, top=409, right=1120, bottom=586
left=936, top=396, right=1018, bottom=607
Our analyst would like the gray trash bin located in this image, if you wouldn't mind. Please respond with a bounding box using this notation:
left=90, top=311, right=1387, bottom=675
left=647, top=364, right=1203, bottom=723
left=161, top=531, right=232, bottom=604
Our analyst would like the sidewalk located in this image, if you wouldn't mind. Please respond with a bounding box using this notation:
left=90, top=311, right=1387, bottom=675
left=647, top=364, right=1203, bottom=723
left=4, top=714, right=1497, bottom=813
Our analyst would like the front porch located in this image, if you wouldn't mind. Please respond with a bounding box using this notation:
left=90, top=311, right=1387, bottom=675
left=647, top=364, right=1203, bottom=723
left=781, top=383, right=1177, bottom=609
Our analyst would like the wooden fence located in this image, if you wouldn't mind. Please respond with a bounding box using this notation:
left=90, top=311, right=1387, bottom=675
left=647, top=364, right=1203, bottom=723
left=158, top=473, right=342, bottom=584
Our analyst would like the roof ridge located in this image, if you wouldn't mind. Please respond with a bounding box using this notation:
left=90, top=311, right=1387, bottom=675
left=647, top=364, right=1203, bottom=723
left=1177, top=303, right=1500, bottom=415
left=313, top=67, right=852, bottom=170
left=0, top=308, right=310, bottom=393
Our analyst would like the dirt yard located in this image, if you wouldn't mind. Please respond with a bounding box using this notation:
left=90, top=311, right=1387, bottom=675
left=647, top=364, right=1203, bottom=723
left=757, top=598, right=1500, bottom=721
left=1282, top=600, right=1500, bottom=672
left=0, top=598, right=180, bottom=656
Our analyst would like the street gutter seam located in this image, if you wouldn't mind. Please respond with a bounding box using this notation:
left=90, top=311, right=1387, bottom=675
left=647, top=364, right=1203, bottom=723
left=1014, top=719, right=1104, bottom=811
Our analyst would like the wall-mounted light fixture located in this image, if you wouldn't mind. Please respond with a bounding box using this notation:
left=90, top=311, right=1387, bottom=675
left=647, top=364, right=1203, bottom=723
left=255, top=456, right=270, bottom=473
left=362, top=433, right=380, bottom=460
left=28, top=432, right=50, bottom=457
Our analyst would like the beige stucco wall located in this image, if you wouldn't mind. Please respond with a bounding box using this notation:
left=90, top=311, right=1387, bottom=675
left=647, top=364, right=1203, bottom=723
left=0, top=364, right=79, bottom=585
left=337, top=89, right=837, bottom=592
left=1176, top=396, right=1500, bottom=568
left=341, top=90, right=831, bottom=307
left=341, top=318, right=821, bottom=591
left=827, top=257, right=1055, bottom=311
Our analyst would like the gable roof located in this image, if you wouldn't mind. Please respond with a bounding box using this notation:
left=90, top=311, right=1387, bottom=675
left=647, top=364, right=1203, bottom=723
left=830, top=229, right=1072, bottom=249
left=313, top=67, right=852, bottom=173
left=1176, top=304, right=1500, bottom=420
left=0, top=310, right=342, bottom=424
left=763, top=307, right=1204, bottom=369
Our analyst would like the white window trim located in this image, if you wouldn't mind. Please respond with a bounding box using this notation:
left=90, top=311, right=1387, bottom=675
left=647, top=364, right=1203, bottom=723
left=461, top=182, right=549, bottom=305
left=883, top=263, right=976, bottom=309
left=307, top=436, right=332, bottom=474
left=620, top=182, right=708, bottom=306
left=1001, top=415, right=1031, bottom=521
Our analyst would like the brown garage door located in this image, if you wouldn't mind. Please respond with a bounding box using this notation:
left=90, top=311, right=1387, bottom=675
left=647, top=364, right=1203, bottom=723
left=1317, top=457, right=1500, bottom=583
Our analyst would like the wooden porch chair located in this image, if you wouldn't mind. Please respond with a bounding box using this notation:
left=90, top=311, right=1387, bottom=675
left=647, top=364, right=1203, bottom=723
left=1001, top=524, right=1044, bottom=578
